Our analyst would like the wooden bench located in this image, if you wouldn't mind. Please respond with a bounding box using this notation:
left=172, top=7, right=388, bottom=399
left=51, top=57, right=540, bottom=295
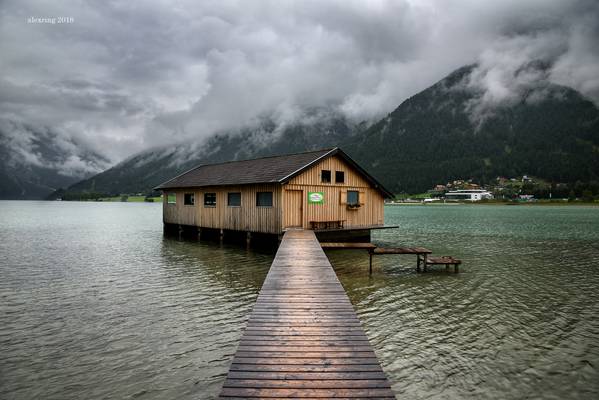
left=424, top=256, right=462, bottom=273
left=310, top=219, right=346, bottom=230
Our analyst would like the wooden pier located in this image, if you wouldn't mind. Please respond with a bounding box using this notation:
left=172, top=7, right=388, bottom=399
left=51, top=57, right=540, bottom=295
left=219, top=230, right=395, bottom=399
left=321, top=242, right=461, bottom=274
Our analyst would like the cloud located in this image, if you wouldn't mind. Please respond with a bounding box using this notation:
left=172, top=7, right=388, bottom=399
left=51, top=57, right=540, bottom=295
left=1, top=0, right=598, bottom=167
left=0, top=119, right=110, bottom=177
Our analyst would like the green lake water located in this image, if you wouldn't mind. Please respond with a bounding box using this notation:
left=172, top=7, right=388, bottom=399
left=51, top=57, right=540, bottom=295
left=1, top=202, right=598, bottom=399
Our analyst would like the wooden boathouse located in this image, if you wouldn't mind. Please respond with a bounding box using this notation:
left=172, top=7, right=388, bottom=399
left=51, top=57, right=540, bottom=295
left=155, top=147, right=393, bottom=242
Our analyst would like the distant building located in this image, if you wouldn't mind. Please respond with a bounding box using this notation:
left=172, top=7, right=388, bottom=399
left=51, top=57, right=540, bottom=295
left=445, top=189, right=494, bottom=201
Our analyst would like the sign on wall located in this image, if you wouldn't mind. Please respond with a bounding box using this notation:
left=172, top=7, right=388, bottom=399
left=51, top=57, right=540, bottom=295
left=308, top=192, right=325, bottom=204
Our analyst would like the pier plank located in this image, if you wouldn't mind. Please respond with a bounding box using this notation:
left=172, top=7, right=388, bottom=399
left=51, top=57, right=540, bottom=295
left=219, top=230, right=395, bottom=399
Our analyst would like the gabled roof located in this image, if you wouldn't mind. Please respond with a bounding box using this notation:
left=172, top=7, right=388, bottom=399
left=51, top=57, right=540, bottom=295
left=154, top=147, right=393, bottom=197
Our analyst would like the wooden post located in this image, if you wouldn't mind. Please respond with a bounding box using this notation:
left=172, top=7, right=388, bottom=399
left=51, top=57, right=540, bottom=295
left=369, top=250, right=373, bottom=275
left=455, top=264, right=459, bottom=273
left=220, top=228, right=224, bottom=243
left=197, top=227, right=202, bottom=241
left=246, top=231, right=251, bottom=248
left=423, top=254, right=428, bottom=273
left=178, top=224, right=183, bottom=240
left=416, top=255, right=421, bottom=273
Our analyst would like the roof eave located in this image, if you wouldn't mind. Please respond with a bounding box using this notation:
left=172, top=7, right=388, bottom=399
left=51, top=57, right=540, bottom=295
left=278, top=147, right=339, bottom=184
left=279, top=147, right=394, bottom=198
left=154, top=180, right=283, bottom=191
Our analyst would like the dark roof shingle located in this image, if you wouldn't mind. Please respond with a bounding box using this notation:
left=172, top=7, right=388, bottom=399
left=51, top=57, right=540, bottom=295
left=155, top=148, right=334, bottom=189
left=154, top=147, right=393, bottom=197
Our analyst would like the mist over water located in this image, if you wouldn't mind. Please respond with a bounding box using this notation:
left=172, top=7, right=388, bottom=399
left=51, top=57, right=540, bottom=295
left=1, top=202, right=598, bottom=399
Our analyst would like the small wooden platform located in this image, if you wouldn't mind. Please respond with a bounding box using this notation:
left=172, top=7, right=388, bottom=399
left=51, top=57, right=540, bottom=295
left=322, top=242, right=436, bottom=273
left=425, top=256, right=462, bottom=273
left=320, top=242, right=377, bottom=250
left=219, top=230, right=395, bottom=399
left=372, top=247, right=432, bottom=255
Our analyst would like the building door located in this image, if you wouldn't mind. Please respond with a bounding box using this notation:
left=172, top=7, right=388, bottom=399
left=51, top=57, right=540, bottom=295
left=285, top=190, right=303, bottom=228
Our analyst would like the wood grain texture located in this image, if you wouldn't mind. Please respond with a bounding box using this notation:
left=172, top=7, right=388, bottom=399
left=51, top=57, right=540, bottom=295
left=219, top=230, right=395, bottom=399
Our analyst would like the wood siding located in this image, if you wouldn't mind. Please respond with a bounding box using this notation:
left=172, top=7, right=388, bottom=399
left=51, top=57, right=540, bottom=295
left=283, top=189, right=303, bottom=228
left=283, top=155, right=385, bottom=229
left=163, top=154, right=386, bottom=234
left=163, top=184, right=282, bottom=234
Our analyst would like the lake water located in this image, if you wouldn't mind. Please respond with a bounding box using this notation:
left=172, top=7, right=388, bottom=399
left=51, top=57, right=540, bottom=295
left=1, top=202, right=598, bottom=399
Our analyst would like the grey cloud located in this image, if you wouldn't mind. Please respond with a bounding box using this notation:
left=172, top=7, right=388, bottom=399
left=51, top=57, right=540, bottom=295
left=1, top=0, right=598, bottom=169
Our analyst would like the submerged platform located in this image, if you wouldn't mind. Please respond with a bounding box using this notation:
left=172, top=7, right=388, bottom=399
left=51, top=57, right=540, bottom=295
left=219, top=230, right=395, bottom=399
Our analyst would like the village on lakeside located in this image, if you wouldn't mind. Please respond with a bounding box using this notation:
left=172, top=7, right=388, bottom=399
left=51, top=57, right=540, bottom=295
left=390, top=175, right=599, bottom=205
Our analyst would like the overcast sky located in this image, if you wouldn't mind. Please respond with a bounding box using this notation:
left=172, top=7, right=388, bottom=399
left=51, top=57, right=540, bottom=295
left=1, top=0, right=598, bottom=173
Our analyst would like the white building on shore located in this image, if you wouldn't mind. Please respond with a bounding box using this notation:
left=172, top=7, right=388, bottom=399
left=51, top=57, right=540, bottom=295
left=445, top=189, right=494, bottom=201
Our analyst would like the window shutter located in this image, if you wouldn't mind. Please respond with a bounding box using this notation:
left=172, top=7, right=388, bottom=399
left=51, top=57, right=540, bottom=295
left=359, top=190, right=366, bottom=205
left=340, top=190, right=347, bottom=205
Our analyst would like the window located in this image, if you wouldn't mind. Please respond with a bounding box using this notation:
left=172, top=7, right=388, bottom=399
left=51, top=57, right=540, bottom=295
left=184, top=193, right=195, bottom=205
left=256, top=192, right=273, bottom=207
left=321, top=169, right=331, bottom=183
left=335, top=171, right=345, bottom=183
left=228, top=192, right=241, bottom=207
left=204, top=193, right=216, bottom=206
left=347, top=190, right=359, bottom=206
left=167, top=193, right=176, bottom=204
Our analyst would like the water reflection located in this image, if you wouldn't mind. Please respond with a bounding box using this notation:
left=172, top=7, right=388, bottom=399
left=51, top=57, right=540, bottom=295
left=329, top=205, right=599, bottom=399
left=1, top=202, right=598, bottom=399
left=0, top=202, right=272, bottom=400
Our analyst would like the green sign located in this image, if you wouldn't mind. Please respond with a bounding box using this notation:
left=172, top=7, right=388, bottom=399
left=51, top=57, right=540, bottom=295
left=308, top=192, right=325, bottom=204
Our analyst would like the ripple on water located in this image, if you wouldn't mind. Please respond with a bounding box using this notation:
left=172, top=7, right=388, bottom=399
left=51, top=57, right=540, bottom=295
left=0, top=202, right=272, bottom=400
left=329, top=205, right=599, bottom=399
left=2, top=202, right=599, bottom=399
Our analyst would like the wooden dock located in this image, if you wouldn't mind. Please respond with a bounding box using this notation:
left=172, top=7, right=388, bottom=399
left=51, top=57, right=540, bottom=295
left=219, top=230, right=395, bottom=399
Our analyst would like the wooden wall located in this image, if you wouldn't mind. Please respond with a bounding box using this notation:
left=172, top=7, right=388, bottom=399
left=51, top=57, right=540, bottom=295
left=163, top=184, right=282, bottom=234
left=162, top=155, right=386, bottom=234
left=282, top=155, right=385, bottom=229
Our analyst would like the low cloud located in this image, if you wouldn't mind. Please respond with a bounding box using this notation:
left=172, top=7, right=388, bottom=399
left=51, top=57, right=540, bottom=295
left=0, top=119, right=109, bottom=177
left=1, top=0, right=597, bottom=168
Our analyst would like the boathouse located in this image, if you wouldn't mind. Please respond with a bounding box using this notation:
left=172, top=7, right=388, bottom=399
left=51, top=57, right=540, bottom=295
left=155, top=147, right=393, bottom=241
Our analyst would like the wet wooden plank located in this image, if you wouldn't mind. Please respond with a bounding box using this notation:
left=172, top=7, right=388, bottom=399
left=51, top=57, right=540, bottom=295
left=220, top=387, right=396, bottom=398
left=426, top=256, right=462, bottom=265
left=373, top=246, right=432, bottom=254
left=229, top=364, right=384, bottom=373
left=219, top=230, right=395, bottom=399
left=320, top=242, right=377, bottom=249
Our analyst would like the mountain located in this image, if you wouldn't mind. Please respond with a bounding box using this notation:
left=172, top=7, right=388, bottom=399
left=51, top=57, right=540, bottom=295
left=52, top=64, right=599, bottom=198
left=0, top=121, right=110, bottom=199
left=58, top=111, right=359, bottom=197
left=346, top=64, right=599, bottom=193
